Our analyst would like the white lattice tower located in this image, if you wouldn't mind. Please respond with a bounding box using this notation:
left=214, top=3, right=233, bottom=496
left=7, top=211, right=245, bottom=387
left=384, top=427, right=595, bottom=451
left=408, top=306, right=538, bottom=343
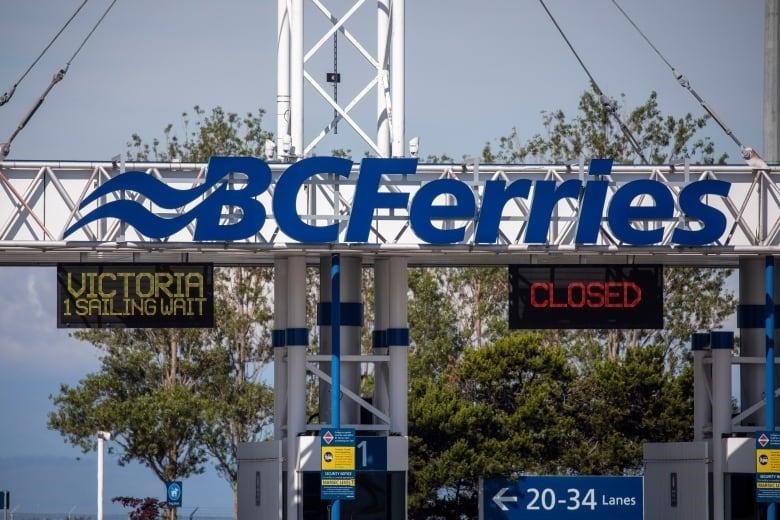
left=277, top=0, right=404, bottom=160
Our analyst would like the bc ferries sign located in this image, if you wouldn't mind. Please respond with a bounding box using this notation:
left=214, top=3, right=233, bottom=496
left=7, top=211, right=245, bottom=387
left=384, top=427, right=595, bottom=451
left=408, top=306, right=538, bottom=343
left=64, top=156, right=730, bottom=247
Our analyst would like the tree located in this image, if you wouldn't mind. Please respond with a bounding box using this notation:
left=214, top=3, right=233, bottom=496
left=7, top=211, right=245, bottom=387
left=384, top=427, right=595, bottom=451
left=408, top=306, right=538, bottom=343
left=482, top=90, right=727, bottom=165
left=50, top=108, right=277, bottom=520
left=113, top=496, right=168, bottom=520
left=200, top=267, right=275, bottom=517
left=127, top=105, right=272, bottom=162
left=408, top=333, right=574, bottom=519
left=49, top=328, right=213, bottom=485
left=405, top=90, right=737, bottom=518
left=446, top=267, right=508, bottom=349
left=481, top=88, right=736, bottom=370
left=563, top=345, right=693, bottom=474
left=408, top=268, right=467, bottom=381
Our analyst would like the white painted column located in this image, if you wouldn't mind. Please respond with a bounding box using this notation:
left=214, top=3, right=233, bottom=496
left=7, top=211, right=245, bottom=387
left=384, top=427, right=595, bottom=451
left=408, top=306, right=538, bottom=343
left=691, top=332, right=711, bottom=441
left=341, top=255, right=363, bottom=425
left=97, top=433, right=105, bottom=520
left=277, top=0, right=291, bottom=155
left=390, top=0, right=405, bottom=157
left=286, top=256, right=307, bottom=520
left=765, top=0, right=780, bottom=162
left=740, top=258, right=766, bottom=425
left=711, top=331, right=733, bottom=520
left=377, top=0, right=391, bottom=157
left=373, top=258, right=390, bottom=421
left=290, top=0, right=304, bottom=159
left=318, top=256, right=332, bottom=425
left=274, top=259, right=289, bottom=441
left=388, top=257, right=408, bottom=435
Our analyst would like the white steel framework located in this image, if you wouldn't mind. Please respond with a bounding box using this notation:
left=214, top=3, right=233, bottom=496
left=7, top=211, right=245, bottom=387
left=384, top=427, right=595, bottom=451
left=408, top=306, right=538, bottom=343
left=277, top=0, right=403, bottom=160
left=0, top=160, right=777, bottom=266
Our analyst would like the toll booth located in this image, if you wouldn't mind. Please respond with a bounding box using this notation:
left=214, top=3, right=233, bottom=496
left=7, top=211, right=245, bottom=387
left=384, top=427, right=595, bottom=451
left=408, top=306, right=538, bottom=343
left=238, top=436, right=407, bottom=519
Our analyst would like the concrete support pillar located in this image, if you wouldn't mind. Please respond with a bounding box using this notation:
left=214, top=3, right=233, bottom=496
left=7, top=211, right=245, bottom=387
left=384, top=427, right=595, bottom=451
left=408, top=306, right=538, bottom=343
left=711, top=331, right=733, bottom=520
left=691, top=332, right=711, bottom=441
left=388, top=257, right=408, bottom=435
left=273, top=259, right=289, bottom=441
left=286, top=256, right=307, bottom=520
left=318, top=256, right=363, bottom=426
left=373, top=258, right=390, bottom=421
left=318, top=256, right=332, bottom=424
left=740, top=257, right=766, bottom=425
left=341, top=256, right=363, bottom=425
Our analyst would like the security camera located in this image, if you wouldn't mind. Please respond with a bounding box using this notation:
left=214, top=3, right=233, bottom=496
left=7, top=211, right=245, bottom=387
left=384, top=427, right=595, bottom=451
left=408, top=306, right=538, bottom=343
left=97, top=431, right=112, bottom=440
left=264, top=139, right=276, bottom=160
left=409, top=136, right=420, bottom=158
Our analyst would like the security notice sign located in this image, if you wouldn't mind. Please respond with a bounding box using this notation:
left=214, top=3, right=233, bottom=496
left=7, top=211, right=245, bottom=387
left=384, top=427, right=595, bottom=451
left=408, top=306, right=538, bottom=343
left=321, top=428, right=356, bottom=501
left=756, top=431, right=780, bottom=502
left=57, top=264, right=214, bottom=328
left=508, top=265, right=663, bottom=329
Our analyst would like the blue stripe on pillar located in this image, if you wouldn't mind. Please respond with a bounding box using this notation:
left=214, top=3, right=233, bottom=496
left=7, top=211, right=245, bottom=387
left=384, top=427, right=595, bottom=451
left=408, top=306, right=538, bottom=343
left=372, top=330, right=387, bottom=349
left=710, top=331, right=734, bottom=349
left=317, top=302, right=363, bottom=326
left=386, top=328, right=410, bottom=347
left=286, top=327, right=309, bottom=346
left=738, top=304, right=780, bottom=328
left=272, top=329, right=286, bottom=348
left=691, top=332, right=710, bottom=351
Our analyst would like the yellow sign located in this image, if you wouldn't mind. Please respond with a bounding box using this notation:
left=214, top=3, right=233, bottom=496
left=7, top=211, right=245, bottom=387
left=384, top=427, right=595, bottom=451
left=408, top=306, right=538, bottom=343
left=756, top=449, right=780, bottom=473
left=321, top=446, right=355, bottom=471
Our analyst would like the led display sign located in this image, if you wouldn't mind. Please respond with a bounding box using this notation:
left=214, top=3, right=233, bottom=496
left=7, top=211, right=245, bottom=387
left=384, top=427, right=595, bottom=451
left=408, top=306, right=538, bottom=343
left=508, top=265, right=663, bottom=329
left=57, top=264, right=214, bottom=328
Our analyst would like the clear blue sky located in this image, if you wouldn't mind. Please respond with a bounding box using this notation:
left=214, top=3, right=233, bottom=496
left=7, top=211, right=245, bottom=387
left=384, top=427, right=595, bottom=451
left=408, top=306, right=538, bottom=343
left=0, top=0, right=763, bottom=515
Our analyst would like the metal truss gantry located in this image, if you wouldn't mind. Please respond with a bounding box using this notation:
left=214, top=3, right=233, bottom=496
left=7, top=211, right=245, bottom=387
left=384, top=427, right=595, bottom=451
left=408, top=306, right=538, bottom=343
left=0, top=160, right=777, bottom=265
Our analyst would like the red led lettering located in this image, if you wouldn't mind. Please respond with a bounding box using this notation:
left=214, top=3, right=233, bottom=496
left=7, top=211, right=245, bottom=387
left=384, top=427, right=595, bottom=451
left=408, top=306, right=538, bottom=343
left=529, top=281, right=643, bottom=309
left=568, top=282, right=586, bottom=308
left=530, top=282, right=549, bottom=307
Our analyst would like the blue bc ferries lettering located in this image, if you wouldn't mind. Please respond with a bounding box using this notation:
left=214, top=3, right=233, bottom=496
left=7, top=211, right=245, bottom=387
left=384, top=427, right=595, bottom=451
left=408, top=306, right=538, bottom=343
left=64, top=156, right=731, bottom=246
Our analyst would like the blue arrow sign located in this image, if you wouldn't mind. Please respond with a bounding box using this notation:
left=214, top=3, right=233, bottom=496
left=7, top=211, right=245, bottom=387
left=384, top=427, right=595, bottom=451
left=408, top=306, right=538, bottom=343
left=166, top=481, right=183, bottom=507
left=482, top=476, right=642, bottom=520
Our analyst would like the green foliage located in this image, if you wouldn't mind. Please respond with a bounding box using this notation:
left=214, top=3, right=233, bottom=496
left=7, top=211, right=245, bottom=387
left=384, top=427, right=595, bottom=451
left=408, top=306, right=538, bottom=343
left=483, top=90, right=727, bottom=165
left=48, top=267, right=276, bottom=497
left=127, top=105, right=273, bottom=162
left=446, top=267, right=509, bottom=348
left=48, top=328, right=212, bottom=482
left=406, top=90, right=735, bottom=518
left=201, top=268, right=275, bottom=487
left=408, top=268, right=466, bottom=380
left=409, top=333, right=574, bottom=518
left=112, top=496, right=167, bottom=520
left=563, top=346, right=693, bottom=474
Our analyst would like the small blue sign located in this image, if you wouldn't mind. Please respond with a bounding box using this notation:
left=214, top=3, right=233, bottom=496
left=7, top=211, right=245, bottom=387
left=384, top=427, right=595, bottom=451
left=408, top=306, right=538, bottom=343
left=355, top=436, right=387, bottom=471
left=482, top=476, right=642, bottom=520
left=166, top=481, right=182, bottom=508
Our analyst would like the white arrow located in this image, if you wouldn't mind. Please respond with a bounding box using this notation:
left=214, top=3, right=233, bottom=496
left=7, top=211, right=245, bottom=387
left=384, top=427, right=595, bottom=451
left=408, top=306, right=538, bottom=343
left=492, top=487, right=518, bottom=511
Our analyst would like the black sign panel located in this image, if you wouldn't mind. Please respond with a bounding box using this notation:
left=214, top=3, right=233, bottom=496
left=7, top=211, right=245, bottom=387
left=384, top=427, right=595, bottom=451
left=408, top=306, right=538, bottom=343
left=508, top=265, right=663, bottom=329
left=57, top=264, right=214, bottom=328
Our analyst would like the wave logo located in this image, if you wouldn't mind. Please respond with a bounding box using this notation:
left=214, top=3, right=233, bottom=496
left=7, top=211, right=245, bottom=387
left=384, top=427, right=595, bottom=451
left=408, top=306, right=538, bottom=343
left=64, top=157, right=272, bottom=240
